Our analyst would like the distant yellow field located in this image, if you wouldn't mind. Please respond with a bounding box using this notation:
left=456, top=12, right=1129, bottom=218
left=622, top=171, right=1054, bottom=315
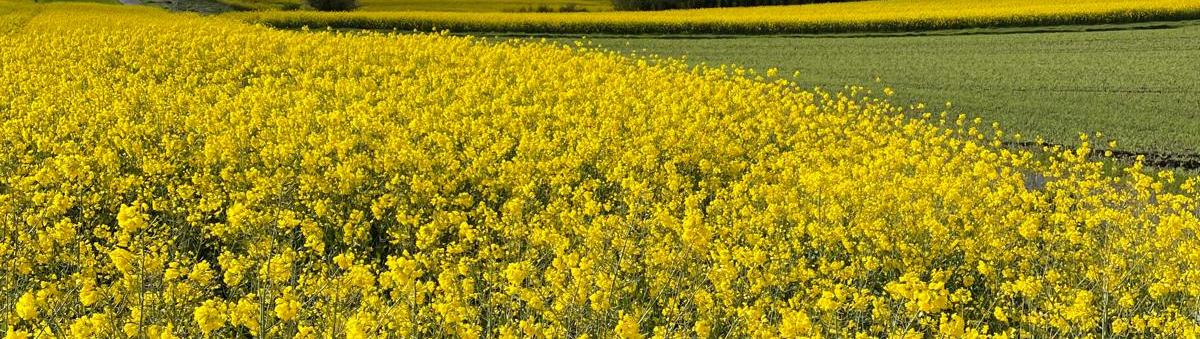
left=214, top=0, right=611, bottom=12
left=234, top=0, right=1200, bottom=34
left=357, top=0, right=611, bottom=12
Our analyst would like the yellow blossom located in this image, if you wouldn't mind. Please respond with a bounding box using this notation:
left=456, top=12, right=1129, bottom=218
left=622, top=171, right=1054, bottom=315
left=15, top=292, right=38, bottom=321
left=616, top=312, right=643, bottom=339
left=193, top=300, right=227, bottom=335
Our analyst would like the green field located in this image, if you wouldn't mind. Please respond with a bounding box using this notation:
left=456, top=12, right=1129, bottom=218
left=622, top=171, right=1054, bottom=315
left=555, top=23, right=1200, bottom=165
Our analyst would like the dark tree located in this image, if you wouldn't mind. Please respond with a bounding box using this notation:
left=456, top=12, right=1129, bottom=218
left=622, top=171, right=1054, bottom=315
left=306, top=0, right=357, bottom=11
left=612, top=0, right=856, bottom=11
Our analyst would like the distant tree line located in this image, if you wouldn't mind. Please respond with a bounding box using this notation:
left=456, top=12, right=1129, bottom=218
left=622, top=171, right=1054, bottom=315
left=612, top=0, right=856, bottom=11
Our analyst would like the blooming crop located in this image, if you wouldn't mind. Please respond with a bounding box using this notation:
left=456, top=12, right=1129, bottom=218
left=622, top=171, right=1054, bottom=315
left=1, top=2, right=1199, bottom=338
left=232, top=0, right=1200, bottom=35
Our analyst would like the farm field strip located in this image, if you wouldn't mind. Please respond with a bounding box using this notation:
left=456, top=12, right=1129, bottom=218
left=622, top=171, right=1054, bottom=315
left=230, top=0, right=1200, bottom=35
left=214, top=0, right=613, bottom=12
left=356, top=0, right=613, bottom=12
left=413, top=19, right=1200, bottom=39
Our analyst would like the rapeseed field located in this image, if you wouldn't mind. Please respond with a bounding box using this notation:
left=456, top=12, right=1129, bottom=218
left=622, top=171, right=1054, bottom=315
left=1, top=2, right=1198, bottom=338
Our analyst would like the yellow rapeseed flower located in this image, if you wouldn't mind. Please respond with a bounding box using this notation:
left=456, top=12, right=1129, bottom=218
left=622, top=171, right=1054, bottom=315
left=15, top=292, right=37, bottom=321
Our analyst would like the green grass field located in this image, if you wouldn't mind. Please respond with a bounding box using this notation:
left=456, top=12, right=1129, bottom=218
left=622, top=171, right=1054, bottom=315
left=560, top=23, right=1200, bottom=163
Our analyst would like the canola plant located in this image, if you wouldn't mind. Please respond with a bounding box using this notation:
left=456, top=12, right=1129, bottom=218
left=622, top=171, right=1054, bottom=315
left=1, top=2, right=1199, bottom=338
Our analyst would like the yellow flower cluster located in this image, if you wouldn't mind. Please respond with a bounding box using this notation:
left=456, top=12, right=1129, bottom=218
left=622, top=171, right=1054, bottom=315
left=2, top=2, right=1199, bottom=338
left=231, top=0, right=1200, bottom=35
